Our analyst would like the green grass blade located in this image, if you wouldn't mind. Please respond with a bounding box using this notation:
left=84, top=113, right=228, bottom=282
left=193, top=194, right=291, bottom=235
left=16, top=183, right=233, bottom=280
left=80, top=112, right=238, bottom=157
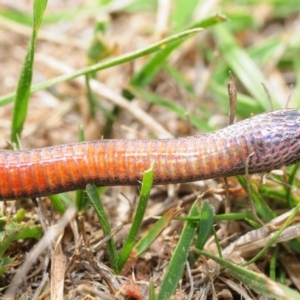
left=129, top=86, right=212, bottom=132
left=85, top=75, right=97, bottom=118
left=117, top=203, right=182, bottom=275
left=248, top=36, right=284, bottom=65
left=156, top=200, right=200, bottom=300
left=196, top=249, right=300, bottom=300
left=128, top=35, right=201, bottom=94
left=135, top=203, right=182, bottom=256
left=0, top=10, right=33, bottom=25
left=213, top=25, right=281, bottom=110
left=0, top=28, right=202, bottom=107
left=286, top=163, right=300, bottom=208
left=0, top=257, right=14, bottom=276
left=86, top=183, right=118, bottom=271
left=76, top=124, right=87, bottom=211
left=189, top=200, right=215, bottom=266
left=194, top=200, right=214, bottom=250
left=237, top=175, right=275, bottom=222
left=0, top=222, right=42, bottom=257
left=171, top=0, right=199, bottom=30
left=269, top=245, right=279, bottom=280
left=33, top=0, right=48, bottom=30
left=10, top=0, right=47, bottom=145
left=246, top=202, right=300, bottom=266
left=48, top=194, right=68, bottom=213
left=164, top=64, right=195, bottom=95
left=117, top=165, right=154, bottom=272
left=294, top=56, right=300, bottom=107
left=177, top=212, right=253, bottom=222
left=126, top=16, right=227, bottom=94
left=197, top=13, right=228, bottom=28
left=149, top=280, right=156, bottom=300
left=213, top=212, right=253, bottom=221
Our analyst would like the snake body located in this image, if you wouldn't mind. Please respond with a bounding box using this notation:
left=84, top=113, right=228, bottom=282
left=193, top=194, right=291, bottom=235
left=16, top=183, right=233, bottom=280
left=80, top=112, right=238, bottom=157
left=1, top=109, right=300, bottom=200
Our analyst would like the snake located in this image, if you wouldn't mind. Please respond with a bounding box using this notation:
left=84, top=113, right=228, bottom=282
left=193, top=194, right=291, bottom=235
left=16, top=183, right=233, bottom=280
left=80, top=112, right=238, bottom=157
left=0, top=109, right=299, bottom=200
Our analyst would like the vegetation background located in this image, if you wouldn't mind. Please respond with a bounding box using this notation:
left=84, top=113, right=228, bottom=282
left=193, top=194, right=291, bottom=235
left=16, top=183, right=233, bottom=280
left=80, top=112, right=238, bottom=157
left=0, top=0, right=300, bottom=299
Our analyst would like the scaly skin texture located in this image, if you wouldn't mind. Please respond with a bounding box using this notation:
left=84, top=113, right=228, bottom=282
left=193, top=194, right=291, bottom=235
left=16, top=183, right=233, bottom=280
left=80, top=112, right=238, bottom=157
left=1, top=109, right=300, bottom=200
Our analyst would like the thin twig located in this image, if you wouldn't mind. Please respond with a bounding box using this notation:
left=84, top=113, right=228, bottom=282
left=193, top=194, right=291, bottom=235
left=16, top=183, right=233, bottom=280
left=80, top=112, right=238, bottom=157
left=244, top=153, right=265, bottom=226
